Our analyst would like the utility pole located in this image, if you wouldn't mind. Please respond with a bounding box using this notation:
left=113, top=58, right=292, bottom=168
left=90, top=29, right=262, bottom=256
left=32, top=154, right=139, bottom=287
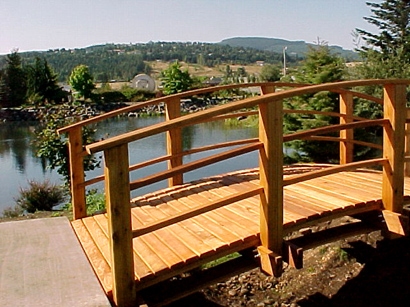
left=283, top=46, right=287, bottom=76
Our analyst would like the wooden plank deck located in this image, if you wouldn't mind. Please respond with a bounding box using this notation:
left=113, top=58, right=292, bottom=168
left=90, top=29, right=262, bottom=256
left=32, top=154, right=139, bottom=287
left=71, top=167, right=410, bottom=298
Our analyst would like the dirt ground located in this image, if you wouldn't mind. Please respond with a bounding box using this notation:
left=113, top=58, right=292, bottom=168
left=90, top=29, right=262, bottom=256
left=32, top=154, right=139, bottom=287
left=169, top=228, right=410, bottom=307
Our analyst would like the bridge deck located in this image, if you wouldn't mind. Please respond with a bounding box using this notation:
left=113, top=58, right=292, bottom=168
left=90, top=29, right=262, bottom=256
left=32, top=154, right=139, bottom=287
left=71, top=167, right=410, bottom=298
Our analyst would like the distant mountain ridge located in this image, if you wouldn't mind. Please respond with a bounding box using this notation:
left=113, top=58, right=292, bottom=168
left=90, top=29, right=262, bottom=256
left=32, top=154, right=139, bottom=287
left=219, top=37, right=358, bottom=60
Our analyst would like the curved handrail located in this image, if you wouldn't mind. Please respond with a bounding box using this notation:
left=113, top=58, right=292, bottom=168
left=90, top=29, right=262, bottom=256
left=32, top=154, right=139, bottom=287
left=58, top=81, right=383, bottom=134
left=86, top=79, right=403, bottom=154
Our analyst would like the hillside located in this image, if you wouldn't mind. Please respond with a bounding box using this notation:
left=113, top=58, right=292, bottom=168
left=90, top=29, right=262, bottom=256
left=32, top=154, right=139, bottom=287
left=0, top=38, right=358, bottom=83
left=0, top=41, right=287, bottom=82
left=219, top=37, right=358, bottom=61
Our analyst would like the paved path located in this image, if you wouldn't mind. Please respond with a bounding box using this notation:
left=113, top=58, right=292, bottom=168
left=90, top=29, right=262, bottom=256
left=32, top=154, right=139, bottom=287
left=0, top=217, right=111, bottom=306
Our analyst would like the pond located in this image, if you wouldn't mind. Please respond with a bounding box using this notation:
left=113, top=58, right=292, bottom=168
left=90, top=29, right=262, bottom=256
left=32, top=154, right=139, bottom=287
left=0, top=116, right=259, bottom=215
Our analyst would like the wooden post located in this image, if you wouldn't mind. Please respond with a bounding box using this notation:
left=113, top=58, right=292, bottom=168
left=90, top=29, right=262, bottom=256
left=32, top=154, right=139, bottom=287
left=382, top=84, right=406, bottom=213
left=405, top=108, right=410, bottom=176
left=68, top=127, right=86, bottom=220
left=339, top=92, right=354, bottom=164
left=104, top=144, right=136, bottom=307
left=258, top=84, right=283, bottom=276
left=165, top=97, right=183, bottom=186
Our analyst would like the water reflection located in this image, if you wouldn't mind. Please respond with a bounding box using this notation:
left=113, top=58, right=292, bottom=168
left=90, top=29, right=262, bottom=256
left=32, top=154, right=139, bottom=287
left=0, top=122, right=38, bottom=173
left=0, top=116, right=259, bottom=213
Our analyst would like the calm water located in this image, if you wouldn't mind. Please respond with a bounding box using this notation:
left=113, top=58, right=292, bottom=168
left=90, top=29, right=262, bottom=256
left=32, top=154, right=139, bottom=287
left=0, top=116, right=259, bottom=215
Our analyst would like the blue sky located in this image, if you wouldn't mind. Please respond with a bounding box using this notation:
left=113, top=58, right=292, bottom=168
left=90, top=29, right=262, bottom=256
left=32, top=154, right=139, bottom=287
left=0, top=0, right=382, bottom=55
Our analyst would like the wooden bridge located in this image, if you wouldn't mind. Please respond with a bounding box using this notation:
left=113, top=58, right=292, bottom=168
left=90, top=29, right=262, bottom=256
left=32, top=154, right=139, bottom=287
left=59, top=80, right=410, bottom=306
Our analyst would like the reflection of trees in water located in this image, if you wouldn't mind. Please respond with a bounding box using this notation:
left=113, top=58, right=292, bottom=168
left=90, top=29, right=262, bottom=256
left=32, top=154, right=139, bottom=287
left=182, top=125, right=194, bottom=151
left=0, top=122, right=41, bottom=173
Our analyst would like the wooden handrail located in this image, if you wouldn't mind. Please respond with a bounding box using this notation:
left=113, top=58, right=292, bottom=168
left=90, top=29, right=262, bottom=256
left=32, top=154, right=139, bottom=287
left=283, top=119, right=388, bottom=142
left=304, top=136, right=383, bottom=150
left=80, top=138, right=259, bottom=188
left=58, top=81, right=385, bottom=135
left=85, top=80, right=405, bottom=154
left=283, top=158, right=388, bottom=186
left=129, top=142, right=262, bottom=190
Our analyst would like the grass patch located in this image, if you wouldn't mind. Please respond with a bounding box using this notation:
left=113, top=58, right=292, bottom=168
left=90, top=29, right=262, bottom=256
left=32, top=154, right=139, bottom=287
left=201, top=252, right=241, bottom=269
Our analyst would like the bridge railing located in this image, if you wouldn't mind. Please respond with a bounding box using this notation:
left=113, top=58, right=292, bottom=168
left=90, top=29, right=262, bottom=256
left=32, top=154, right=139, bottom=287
left=59, top=79, right=409, bottom=306
left=58, top=81, right=382, bottom=220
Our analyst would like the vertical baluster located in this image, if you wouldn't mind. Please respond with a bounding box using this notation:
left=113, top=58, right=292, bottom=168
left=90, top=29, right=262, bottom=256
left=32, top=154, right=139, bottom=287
left=165, top=97, right=183, bottom=186
left=67, top=126, right=86, bottom=219
left=339, top=92, right=354, bottom=164
left=258, top=85, right=283, bottom=276
left=104, top=144, right=136, bottom=306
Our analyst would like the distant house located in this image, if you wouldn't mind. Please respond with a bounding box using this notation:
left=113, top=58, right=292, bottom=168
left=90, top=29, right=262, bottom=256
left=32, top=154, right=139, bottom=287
left=256, top=61, right=265, bottom=66
left=203, top=77, right=222, bottom=86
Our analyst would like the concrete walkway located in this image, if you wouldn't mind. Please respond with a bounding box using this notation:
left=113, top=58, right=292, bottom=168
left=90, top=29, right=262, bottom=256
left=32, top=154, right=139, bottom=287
left=0, top=217, right=111, bottom=306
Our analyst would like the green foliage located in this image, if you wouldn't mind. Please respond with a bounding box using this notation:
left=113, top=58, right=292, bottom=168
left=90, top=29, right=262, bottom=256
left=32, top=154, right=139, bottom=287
left=98, top=90, right=127, bottom=103
left=35, top=103, right=100, bottom=185
left=2, top=206, right=24, bottom=218
left=355, top=1, right=410, bottom=80
left=284, top=44, right=346, bottom=163
left=15, top=180, right=67, bottom=213
left=259, top=64, right=281, bottom=82
left=160, top=62, right=193, bottom=95
left=68, top=65, right=96, bottom=100
left=0, top=42, right=296, bottom=83
left=85, top=189, right=106, bottom=215
left=26, top=57, right=65, bottom=105
left=351, top=0, right=410, bottom=159
left=3, top=51, right=27, bottom=107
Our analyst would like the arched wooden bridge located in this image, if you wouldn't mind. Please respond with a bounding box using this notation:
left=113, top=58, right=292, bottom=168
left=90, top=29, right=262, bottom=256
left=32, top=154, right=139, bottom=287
left=59, top=80, right=410, bottom=307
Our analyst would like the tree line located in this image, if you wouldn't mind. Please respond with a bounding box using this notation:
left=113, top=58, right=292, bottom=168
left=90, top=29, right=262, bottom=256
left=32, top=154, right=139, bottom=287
left=0, top=41, right=297, bottom=83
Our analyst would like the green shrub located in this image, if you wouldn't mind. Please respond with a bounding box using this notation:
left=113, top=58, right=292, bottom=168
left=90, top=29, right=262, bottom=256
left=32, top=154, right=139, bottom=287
left=86, top=189, right=106, bottom=215
left=2, top=206, right=24, bottom=218
left=15, top=180, right=67, bottom=213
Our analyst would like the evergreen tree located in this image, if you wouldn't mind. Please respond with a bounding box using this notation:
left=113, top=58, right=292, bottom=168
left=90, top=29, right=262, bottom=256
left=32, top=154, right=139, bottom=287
left=355, top=0, right=410, bottom=79
left=4, top=51, right=27, bottom=107
left=26, top=57, right=64, bottom=105
left=0, top=69, right=8, bottom=107
left=284, top=44, right=346, bottom=163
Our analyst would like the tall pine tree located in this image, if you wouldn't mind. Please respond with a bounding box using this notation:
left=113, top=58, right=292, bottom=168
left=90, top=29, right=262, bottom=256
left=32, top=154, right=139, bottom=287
left=284, top=44, right=346, bottom=163
left=4, top=51, right=27, bottom=107
left=26, top=57, right=63, bottom=105
left=355, top=0, right=410, bottom=78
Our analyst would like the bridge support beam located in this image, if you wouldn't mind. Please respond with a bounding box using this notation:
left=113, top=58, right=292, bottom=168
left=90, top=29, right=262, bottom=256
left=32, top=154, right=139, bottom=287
left=68, top=126, right=87, bottom=220
left=165, top=97, right=183, bottom=186
left=258, top=85, right=284, bottom=276
left=339, top=92, right=354, bottom=164
left=382, top=84, right=406, bottom=214
left=104, top=144, right=137, bottom=307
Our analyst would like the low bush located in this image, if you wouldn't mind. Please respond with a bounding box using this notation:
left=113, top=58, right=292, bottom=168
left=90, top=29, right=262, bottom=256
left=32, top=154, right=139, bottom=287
left=15, top=180, right=67, bottom=213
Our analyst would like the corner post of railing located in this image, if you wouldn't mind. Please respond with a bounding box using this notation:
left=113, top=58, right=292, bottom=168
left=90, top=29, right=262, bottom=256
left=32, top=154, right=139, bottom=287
left=67, top=126, right=86, bottom=219
left=104, top=144, right=136, bottom=306
left=258, top=84, right=283, bottom=277
left=339, top=92, right=354, bottom=164
left=165, top=96, right=183, bottom=186
left=382, top=83, right=406, bottom=214
left=405, top=108, right=410, bottom=176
